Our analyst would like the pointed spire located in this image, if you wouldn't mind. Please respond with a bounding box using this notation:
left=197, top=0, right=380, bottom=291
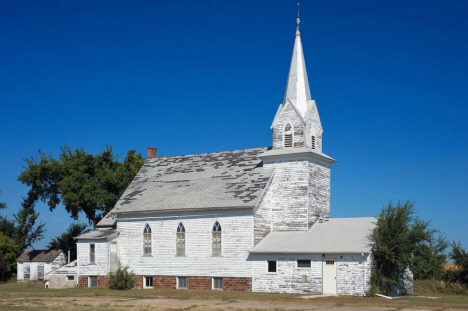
left=283, top=3, right=311, bottom=118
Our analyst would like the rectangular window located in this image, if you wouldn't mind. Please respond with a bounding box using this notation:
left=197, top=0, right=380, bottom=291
left=267, top=261, right=277, bottom=273
left=212, top=277, right=223, bottom=290
left=37, top=265, right=44, bottom=281
left=177, top=277, right=187, bottom=289
left=326, top=260, right=335, bottom=265
left=67, top=275, right=74, bottom=281
left=23, top=264, right=30, bottom=280
left=176, top=232, right=185, bottom=256
left=89, top=276, right=97, bottom=288
left=144, top=276, right=153, bottom=288
left=89, top=244, right=95, bottom=264
left=297, top=260, right=311, bottom=268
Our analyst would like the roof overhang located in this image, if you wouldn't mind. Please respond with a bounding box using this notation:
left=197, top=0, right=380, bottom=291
left=258, top=147, right=336, bottom=164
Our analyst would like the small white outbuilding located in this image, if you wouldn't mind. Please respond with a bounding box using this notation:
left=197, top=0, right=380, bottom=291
left=16, top=249, right=66, bottom=282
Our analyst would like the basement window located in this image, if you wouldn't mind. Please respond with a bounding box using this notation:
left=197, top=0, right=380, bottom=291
left=144, top=276, right=153, bottom=288
left=88, top=276, right=97, bottom=288
left=177, top=277, right=187, bottom=289
left=212, top=277, right=223, bottom=290
left=267, top=261, right=277, bottom=273
left=67, top=275, right=74, bottom=281
left=297, top=260, right=311, bottom=268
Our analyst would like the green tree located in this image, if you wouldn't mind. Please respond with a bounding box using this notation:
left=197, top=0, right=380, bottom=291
left=18, top=146, right=144, bottom=225
left=447, top=242, right=468, bottom=285
left=48, top=222, right=88, bottom=261
left=0, top=192, right=45, bottom=251
left=13, top=201, right=46, bottom=251
left=370, top=201, right=437, bottom=295
left=109, top=262, right=134, bottom=290
left=412, top=235, right=448, bottom=280
left=0, top=232, right=19, bottom=282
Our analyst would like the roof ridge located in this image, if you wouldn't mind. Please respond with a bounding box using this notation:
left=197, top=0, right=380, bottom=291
left=148, top=146, right=270, bottom=160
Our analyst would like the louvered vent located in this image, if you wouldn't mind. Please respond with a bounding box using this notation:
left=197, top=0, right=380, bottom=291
left=284, top=134, right=293, bottom=148
left=311, top=136, right=315, bottom=149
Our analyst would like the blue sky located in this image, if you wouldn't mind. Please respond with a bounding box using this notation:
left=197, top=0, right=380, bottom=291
left=0, top=0, right=467, bottom=250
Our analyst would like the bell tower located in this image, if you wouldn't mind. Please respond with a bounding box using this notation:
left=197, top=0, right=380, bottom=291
left=254, top=6, right=336, bottom=244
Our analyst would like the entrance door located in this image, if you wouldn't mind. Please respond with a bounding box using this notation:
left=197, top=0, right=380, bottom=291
left=323, top=259, right=337, bottom=294
left=109, top=242, right=118, bottom=272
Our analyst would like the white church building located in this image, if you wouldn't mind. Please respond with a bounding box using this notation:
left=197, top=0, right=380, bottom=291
left=74, top=14, right=376, bottom=295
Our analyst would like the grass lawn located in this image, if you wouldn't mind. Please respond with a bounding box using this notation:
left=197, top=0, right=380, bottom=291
left=0, top=280, right=467, bottom=310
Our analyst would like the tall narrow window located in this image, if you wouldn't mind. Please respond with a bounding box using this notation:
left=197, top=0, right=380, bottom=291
left=143, top=224, right=152, bottom=256
left=311, top=136, right=316, bottom=149
left=176, top=222, right=186, bottom=256
left=89, top=244, right=95, bottom=264
left=284, top=123, right=293, bottom=148
left=212, top=221, right=222, bottom=256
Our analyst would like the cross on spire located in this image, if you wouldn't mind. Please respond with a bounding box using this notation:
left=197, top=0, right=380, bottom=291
left=296, top=3, right=300, bottom=36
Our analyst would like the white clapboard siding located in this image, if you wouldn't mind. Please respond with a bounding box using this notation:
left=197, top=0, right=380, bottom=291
left=77, top=240, right=108, bottom=275
left=336, top=254, right=372, bottom=296
left=116, top=209, right=253, bottom=277
left=251, top=254, right=323, bottom=294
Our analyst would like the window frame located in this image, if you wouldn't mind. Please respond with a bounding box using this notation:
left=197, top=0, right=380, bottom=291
left=297, top=259, right=311, bottom=269
left=88, top=276, right=98, bottom=288
left=212, top=277, right=223, bottom=290
left=177, top=276, right=187, bottom=289
left=211, top=220, right=222, bottom=256
left=283, top=123, right=294, bottom=148
left=143, top=276, right=153, bottom=289
left=267, top=260, right=277, bottom=273
left=176, top=222, right=186, bottom=256
left=143, top=223, right=152, bottom=257
left=89, top=243, right=95, bottom=264
left=67, top=275, right=74, bottom=281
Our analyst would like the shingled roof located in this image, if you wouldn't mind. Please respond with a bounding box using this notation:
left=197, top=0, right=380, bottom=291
left=105, top=147, right=273, bottom=217
left=17, top=249, right=63, bottom=262
left=250, top=218, right=376, bottom=254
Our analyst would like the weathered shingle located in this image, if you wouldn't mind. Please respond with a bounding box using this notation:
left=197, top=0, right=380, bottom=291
left=250, top=218, right=376, bottom=254
left=17, top=249, right=63, bottom=262
left=109, top=147, right=273, bottom=215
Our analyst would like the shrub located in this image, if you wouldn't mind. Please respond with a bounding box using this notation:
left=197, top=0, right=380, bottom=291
left=0, top=233, right=19, bottom=282
left=109, top=262, right=134, bottom=290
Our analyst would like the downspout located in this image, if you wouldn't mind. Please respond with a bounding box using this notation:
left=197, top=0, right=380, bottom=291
left=362, top=253, right=366, bottom=294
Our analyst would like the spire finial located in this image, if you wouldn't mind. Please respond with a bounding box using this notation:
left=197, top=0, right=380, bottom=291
left=296, top=3, right=301, bottom=36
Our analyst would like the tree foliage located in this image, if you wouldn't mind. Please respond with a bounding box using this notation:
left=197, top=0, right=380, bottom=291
left=412, top=235, right=448, bottom=280
left=0, top=193, right=45, bottom=252
left=109, top=262, right=134, bottom=290
left=0, top=233, right=19, bottom=282
left=18, top=146, right=144, bottom=225
left=48, top=222, right=89, bottom=261
left=446, top=242, right=468, bottom=285
left=13, top=201, right=46, bottom=251
left=370, top=200, right=444, bottom=295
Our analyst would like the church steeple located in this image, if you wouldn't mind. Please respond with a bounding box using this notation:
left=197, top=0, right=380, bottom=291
left=283, top=3, right=311, bottom=118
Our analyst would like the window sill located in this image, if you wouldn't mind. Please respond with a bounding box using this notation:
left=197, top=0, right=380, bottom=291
left=175, top=255, right=187, bottom=257
left=210, top=255, right=223, bottom=257
left=142, top=255, right=153, bottom=257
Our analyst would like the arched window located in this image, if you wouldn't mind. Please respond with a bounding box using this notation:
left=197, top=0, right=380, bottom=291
left=284, top=123, right=293, bottom=148
left=176, top=222, right=185, bottom=256
left=143, top=224, right=152, bottom=256
left=212, top=221, right=222, bottom=256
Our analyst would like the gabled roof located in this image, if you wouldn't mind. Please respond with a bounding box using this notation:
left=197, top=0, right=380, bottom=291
left=108, top=147, right=274, bottom=215
left=17, top=249, right=63, bottom=262
left=250, top=217, right=376, bottom=254
left=46, top=260, right=77, bottom=276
